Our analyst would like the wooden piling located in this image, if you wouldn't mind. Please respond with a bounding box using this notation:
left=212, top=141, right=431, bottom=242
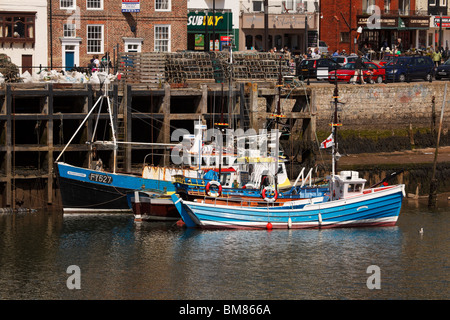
left=429, top=84, right=447, bottom=208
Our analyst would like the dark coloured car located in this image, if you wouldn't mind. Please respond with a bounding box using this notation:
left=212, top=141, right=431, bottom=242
left=435, top=59, right=450, bottom=80
left=298, top=58, right=340, bottom=80
left=384, top=56, right=434, bottom=82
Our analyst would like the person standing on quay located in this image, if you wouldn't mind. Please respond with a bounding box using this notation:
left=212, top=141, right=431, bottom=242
left=433, top=49, right=442, bottom=67
left=351, top=53, right=365, bottom=84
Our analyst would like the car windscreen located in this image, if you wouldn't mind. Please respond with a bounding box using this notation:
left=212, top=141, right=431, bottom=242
left=301, top=60, right=315, bottom=66
left=392, top=58, right=408, bottom=66
left=342, top=63, right=355, bottom=69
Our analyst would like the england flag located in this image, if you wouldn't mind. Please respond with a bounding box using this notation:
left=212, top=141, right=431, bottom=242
left=320, top=133, right=334, bottom=149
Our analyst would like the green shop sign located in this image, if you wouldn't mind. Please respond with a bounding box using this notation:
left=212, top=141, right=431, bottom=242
left=187, top=12, right=232, bottom=32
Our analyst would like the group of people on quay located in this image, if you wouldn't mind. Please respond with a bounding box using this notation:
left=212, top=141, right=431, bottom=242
left=307, top=41, right=450, bottom=66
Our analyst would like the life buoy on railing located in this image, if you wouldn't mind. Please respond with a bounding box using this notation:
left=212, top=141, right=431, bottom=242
left=262, top=186, right=278, bottom=203
left=205, top=181, right=222, bottom=197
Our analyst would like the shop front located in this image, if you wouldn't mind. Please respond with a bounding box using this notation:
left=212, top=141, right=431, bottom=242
left=430, top=16, right=450, bottom=50
left=187, top=11, right=236, bottom=51
left=356, top=15, right=429, bottom=54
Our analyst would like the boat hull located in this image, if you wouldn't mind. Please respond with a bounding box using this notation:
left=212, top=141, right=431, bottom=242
left=172, top=185, right=405, bottom=229
left=130, top=192, right=180, bottom=221
left=56, top=162, right=175, bottom=213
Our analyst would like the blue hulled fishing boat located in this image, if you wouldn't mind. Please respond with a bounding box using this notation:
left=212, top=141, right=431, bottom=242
left=171, top=171, right=405, bottom=229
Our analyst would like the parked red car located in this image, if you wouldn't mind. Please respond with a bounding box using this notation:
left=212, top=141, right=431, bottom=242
left=328, top=62, right=385, bottom=83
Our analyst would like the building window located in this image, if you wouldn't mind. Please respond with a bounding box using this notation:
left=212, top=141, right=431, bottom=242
left=87, top=0, right=103, bottom=10
left=253, top=1, right=263, bottom=12
left=154, top=25, right=170, bottom=52
left=398, top=0, right=410, bottom=15
left=127, top=44, right=139, bottom=52
left=0, top=12, right=35, bottom=43
left=60, top=0, right=76, bottom=9
left=87, top=25, right=103, bottom=54
left=155, top=0, right=171, bottom=11
left=63, top=23, right=76, bottom=37
left=340, top=32, right=350, bottom=43
left=362, top=0, right=376, bottom=14
left=283, top=0, right=294, bottom=11
left=384, top=0, right=391, bottom=13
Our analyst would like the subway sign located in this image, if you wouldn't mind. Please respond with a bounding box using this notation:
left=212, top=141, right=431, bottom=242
left=187, top=12, right=232, bottom=31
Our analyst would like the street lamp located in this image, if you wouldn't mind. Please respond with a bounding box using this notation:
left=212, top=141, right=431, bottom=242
left=264, top=0, right=268, bottom=51
left=204, top=9, right=209, bottom=52
left=439, top=14, right=443, bottom=50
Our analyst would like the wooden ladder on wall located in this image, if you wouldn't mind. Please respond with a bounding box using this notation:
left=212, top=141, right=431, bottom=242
left=115, top=115, right=126, bottom=171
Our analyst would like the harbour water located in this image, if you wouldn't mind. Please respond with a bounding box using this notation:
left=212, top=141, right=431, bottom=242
left=0, top=199, right=448, bottom=301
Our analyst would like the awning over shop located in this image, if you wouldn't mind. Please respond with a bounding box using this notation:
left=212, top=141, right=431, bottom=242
left=357, top=15, right=430, bottom=30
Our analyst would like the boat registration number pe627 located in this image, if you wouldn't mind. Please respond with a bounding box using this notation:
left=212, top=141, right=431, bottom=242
left=89, top=172, right=113, bottom=184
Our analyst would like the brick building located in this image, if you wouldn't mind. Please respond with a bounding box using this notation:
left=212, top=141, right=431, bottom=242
left=319, top=0, right=430, bottom=55
left=49, top=0, right=187, bottom=70
left=0, top=0, right=48, bottom=75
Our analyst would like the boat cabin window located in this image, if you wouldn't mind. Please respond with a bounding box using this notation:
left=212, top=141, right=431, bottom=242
left=220, top=173, right=232, bottom=187
left=347, top=183, right=363, bottom=193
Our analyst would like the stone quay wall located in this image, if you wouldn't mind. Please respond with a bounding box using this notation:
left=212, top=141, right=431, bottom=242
left=312, top=82, right=450, bottom=132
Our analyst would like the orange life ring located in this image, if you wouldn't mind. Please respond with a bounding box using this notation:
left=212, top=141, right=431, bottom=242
left=205, top=181, right=222, bottom=197
left=262, top=186, right=278, bottom=203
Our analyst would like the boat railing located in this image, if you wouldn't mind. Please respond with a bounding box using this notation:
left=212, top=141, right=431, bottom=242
left=292, top=167, right=314, bottom=188
left=198, top=195, right=281, bottom=208
left=362, top=185, right=397, bottom=195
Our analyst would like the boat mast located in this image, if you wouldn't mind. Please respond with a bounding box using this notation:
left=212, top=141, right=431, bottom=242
left=332, top=82, right=339, bottom=177
left=215, top=38, right=233, bottom=181
left=330, top=76, right=341, bottom=200
left=274, top=54, right=282, bottom=193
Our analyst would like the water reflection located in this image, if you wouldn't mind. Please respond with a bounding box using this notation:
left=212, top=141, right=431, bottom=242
left=0, top=200, right=448, bottom=300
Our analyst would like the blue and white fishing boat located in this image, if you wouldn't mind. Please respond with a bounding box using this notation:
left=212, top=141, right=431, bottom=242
left=171, top=170, right=405, bottom=229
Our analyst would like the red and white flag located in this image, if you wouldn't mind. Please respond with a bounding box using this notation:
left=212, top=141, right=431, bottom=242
left=320, top=133, right=334, bottom=149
